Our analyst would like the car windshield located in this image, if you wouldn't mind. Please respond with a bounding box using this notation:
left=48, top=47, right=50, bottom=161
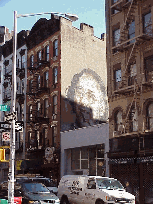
left=96, top=178, right=124, bottom=190
left=23, top=183, right=50, bottom=193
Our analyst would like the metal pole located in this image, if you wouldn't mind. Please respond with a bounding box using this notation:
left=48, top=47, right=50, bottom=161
left=8, top=10, right=17, bottom=204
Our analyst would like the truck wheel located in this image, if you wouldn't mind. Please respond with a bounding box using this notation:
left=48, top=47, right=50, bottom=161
left=61, top=197, right=69, bottom=204
left=96, top=200, right=104, bottom=204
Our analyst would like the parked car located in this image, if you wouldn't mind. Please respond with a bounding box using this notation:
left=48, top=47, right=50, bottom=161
left=0, top=181, right=22, bottom=199
left=58, top=175, right=135, bottom=204
left=21, top=182, right=60, bottom=204
left=16, top=175, right=58, bottom=195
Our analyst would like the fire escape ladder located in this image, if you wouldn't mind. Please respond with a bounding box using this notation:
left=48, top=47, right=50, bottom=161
left=120, top=0, right=136, bottom=43
left=123, top=80, right=138, bottom=133
left=125, top=40, right=137, bottom=74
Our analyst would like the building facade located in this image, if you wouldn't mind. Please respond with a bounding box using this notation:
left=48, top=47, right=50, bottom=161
left=0, top=30, right=28, bottom=180
left=61, top=123, right=109, bottom=178
left=25, top=15, right=108, bottom=182
left=106, top=0, right=153, bottom=203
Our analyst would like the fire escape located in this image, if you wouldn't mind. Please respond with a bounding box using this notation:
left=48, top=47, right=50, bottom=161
left=26, top=57, right=50, bottom=150
left=111, top=0, right=153, bottom=135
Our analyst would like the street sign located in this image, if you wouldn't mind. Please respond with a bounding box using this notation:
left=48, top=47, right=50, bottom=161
left=2, top=132, right=10, bottom=141
left=0, top=105, right=10, bottom=111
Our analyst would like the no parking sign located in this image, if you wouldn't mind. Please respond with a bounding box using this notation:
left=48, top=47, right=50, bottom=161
left=2, top=132, right=10, bottom=141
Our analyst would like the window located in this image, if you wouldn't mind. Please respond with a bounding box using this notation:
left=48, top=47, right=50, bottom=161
left=53, top=40, right=58, bottom=57
left=21, top=54, right=25, bottom=68
left=29, top=80, right=32, bottom=92
left=43, top=128, right=48, bottom=147
left=87, top=179, right=96, bottom=189
left=45, top=45, right=49, bottom=61
left=115, top=111, right=122, bottom=131
left=53, top=95, right=57, bottom=116
left=112, top=0, right=119, bottom=4
left=44, top=71, right=49, bottom=87
left=143, top=12, right=152, bottom=36
left=144, top=55, right=153, bottom=82
left=37, top=102, right=41, bottom=117
left=129, top=107, right=138, bottom=132
left=29, top=105, right=32, bottom=121
left=113, top=28, right=120, bottom=46
left=128, top=21, right=135, bottom=44
left=147, top=103, right=153, bottom=130
left=37, top=131, right=40, bottom=147
left=37, top=75, right=41, bottom=88
left=128, top=63, right=137, bottom=85
left=115, top=69, right=122, bottom=90
left=37, top=50, right=41, bottom=64
left=52, top=126, right=57, bottom=147
left=44, top=98, right=49, bottom=117
left=30, top=55, right=34, bottom=67
left=53, top=67, right=58, bottom=84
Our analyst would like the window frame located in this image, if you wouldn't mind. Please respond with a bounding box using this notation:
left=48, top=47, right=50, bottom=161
left=113, top=28, right=120, bottom=47
left=53, top=67, right=58, bottom=84
left=53, top=95, right=58, bottom=116
left=147, top=102, right=153, bottom=130
left=44, top=98, right=49, bottom=117
left=53, top=39, right=58, bottom=57
left=143, top=11, right=152, bottom=36
left=45, top=45, right=50, bottom=61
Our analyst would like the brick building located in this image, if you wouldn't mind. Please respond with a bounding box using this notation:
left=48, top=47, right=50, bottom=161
left=106, top=0, right=153, bottom=203
left=25, top=14, right=108, bottom=181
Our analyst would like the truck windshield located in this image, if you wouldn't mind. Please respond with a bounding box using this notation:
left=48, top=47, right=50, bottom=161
left=96, top=178, right=124, bottom=190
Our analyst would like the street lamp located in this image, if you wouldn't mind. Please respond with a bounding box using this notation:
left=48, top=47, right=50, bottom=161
left=8, top=10, right=78, bottom=204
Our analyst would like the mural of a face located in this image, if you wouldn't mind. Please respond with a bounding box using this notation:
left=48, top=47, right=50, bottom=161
left=67, top=69, right=107, bottom=128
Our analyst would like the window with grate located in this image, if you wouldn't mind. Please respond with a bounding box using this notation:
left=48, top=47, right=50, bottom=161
left=147, top=103, right=153, bottom=131
left=143, top=12, right=152, bottom=36
left=53, top=39, right=58, bottom=57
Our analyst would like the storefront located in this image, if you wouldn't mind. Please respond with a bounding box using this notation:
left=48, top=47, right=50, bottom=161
left=60, top=123, right=109, bottom=178
left=109, top=134, right=153, bottom=204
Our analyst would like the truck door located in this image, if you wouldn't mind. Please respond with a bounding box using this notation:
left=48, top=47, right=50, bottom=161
left=84, top=178, right=96, bottom=204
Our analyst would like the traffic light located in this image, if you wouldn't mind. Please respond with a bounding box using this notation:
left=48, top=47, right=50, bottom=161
left=0, top=148, right=5, bottom=161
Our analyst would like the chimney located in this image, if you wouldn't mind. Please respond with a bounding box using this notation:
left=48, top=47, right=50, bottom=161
left=80, top=23, right=94, bottom=36
left=101, top=33, right=105, bottom=41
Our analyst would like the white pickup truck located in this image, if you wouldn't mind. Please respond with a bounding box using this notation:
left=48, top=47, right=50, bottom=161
left=58, top=175, right=135, bottom=204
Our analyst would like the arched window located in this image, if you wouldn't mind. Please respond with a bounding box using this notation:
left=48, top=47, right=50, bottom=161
left=147, top=103, right=153, bottom=130
left=115, top=111, right=122, bottom=131
left=129, top=107, right=138, bottom=132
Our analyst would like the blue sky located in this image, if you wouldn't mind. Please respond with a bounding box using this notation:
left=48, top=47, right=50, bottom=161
left=0, top=0, right=105, bottom=39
